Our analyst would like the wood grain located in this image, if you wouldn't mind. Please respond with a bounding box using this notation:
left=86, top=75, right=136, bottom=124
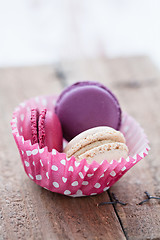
left=108, top=57, right=160, bottom=240
left=0, top=56, right=160, bottom=240
left=62, top=56, right=160, bottom=239
left=0, top=64, right=124, bottom=240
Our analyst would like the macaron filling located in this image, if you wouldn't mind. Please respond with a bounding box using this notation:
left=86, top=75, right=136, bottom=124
left=38, top=109, right=47, bottom=149
left=77, top=142, right=128, bottom=163
left=73, top=140, right=118, bottom=158
left=29, top=108, right=63, bottom=152
left=30, top=108, right=47, bottom=148
left=31, top=109, right=39, bottom=144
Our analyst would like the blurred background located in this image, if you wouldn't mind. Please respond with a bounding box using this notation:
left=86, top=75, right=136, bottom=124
left=0, top=0, right=160, bottom=68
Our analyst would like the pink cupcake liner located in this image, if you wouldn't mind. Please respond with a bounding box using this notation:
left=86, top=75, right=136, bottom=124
left=11, top=95, right=150, bottom=197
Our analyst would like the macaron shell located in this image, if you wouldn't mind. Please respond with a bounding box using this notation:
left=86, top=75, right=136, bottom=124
left=44, top=111, right=63, bottom=152
left=38, top=109, right=46, bottom=149
left=23, top=109, right=38, bottom=144
left=23, top=110, right=32, bottom=142
left=55, top=82, right=121, bottom=141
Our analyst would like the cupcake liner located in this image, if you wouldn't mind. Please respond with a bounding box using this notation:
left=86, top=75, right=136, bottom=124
left=11, top=96, right=150, bottom=197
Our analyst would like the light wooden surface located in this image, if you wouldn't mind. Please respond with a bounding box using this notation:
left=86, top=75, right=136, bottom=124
left=0, top=56, right=160, bottom=240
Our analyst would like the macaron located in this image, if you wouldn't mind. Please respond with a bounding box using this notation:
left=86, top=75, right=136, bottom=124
left=23, top=108, right=63, bottom=152
left=64, top=126, right=128, bottom=164
left=55, top=81, right=121, bottom=142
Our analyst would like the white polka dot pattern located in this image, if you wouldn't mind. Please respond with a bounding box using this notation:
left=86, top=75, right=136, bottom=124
left=29, top=174, right=34, bottom=179
left=82, top=181, right=89, bottom=186
left=75, top=161, right=80, bottom=167
left=51, top=165, right=58, bottom=171
left=87, top=174, right=94, bottom=177
left=11, top=96, right=150, bottom=197
left=100, top=174, right=104, bottom=178
left=25, top=161, right=29, bottom=167
left=62, top=177, right=67, bottom=183
left=40, top=160, right=43, bottom=167
left=121, top=166, right=126, bottom=171
left=26, top=151, right=32, bottom=156
left=39, top=148, right=44, bottom=153
left=94, top=183, right=101, bottom=189
left=36, top=175, right=42, bottom=180
left=110, top=171, right=116, bottom=177
left=71, top=181, right=78, bottom=186
left=46, top=172, right=49, bottom=179
left=61, top=159, right=66, bottom=165
left=68, top=166, right=73, bottom=172
left=32, top=149, right=38, bottom=155
left=103, top=187, right=109, bottom=191
left=84, top=166, right=89, bottom=172
left=52, top=149, right=57, bottom=155
left=79, top=172, right=84, bottom=179
left=64, top=190, right=71, bottom=195
left=53, top=182, right=59, bottom=188
left=20, top=114, right=24, bottom=121
left=26, top=149, right=38, bottom=156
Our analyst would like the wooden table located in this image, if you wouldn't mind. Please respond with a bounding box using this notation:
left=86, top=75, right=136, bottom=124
left=0, top=56, right=160, bottom=240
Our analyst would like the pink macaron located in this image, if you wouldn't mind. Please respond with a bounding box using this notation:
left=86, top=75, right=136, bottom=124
left=23, top=108, right=63, bottom=152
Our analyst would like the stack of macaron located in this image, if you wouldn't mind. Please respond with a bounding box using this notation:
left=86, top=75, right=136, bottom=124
left=55, top=81, right=128, bottom=164
left=23, top=81, right=128, bottom=164
left=11, top=81, right=149, bottom=197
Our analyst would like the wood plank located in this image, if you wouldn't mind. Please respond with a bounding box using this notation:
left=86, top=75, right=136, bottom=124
left=61, top=56, right=160, bottom=240
left=0, top=65, right=125, bottom=240
left=108, top=57, right=160, bottom=240
left=1, top=56, right=160, bottom=239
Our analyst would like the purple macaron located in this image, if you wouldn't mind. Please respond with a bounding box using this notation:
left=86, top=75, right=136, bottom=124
left=55, top=81, right=122, bottom=142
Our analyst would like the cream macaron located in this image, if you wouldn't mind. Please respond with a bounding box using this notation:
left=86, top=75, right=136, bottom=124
left=64, top=126, right=128, bottom=164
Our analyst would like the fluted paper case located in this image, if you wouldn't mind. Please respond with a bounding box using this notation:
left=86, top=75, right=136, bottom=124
left=11, top=96, right=150, bottom=197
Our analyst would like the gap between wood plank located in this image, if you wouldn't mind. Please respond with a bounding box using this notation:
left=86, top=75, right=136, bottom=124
left=60, top=57, right=160, bottom=239
left=54, top=63, right=128, bottom=239
left=108, top=190, right=128, bottom=240
left=0, top=64, right=127, bottom=240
